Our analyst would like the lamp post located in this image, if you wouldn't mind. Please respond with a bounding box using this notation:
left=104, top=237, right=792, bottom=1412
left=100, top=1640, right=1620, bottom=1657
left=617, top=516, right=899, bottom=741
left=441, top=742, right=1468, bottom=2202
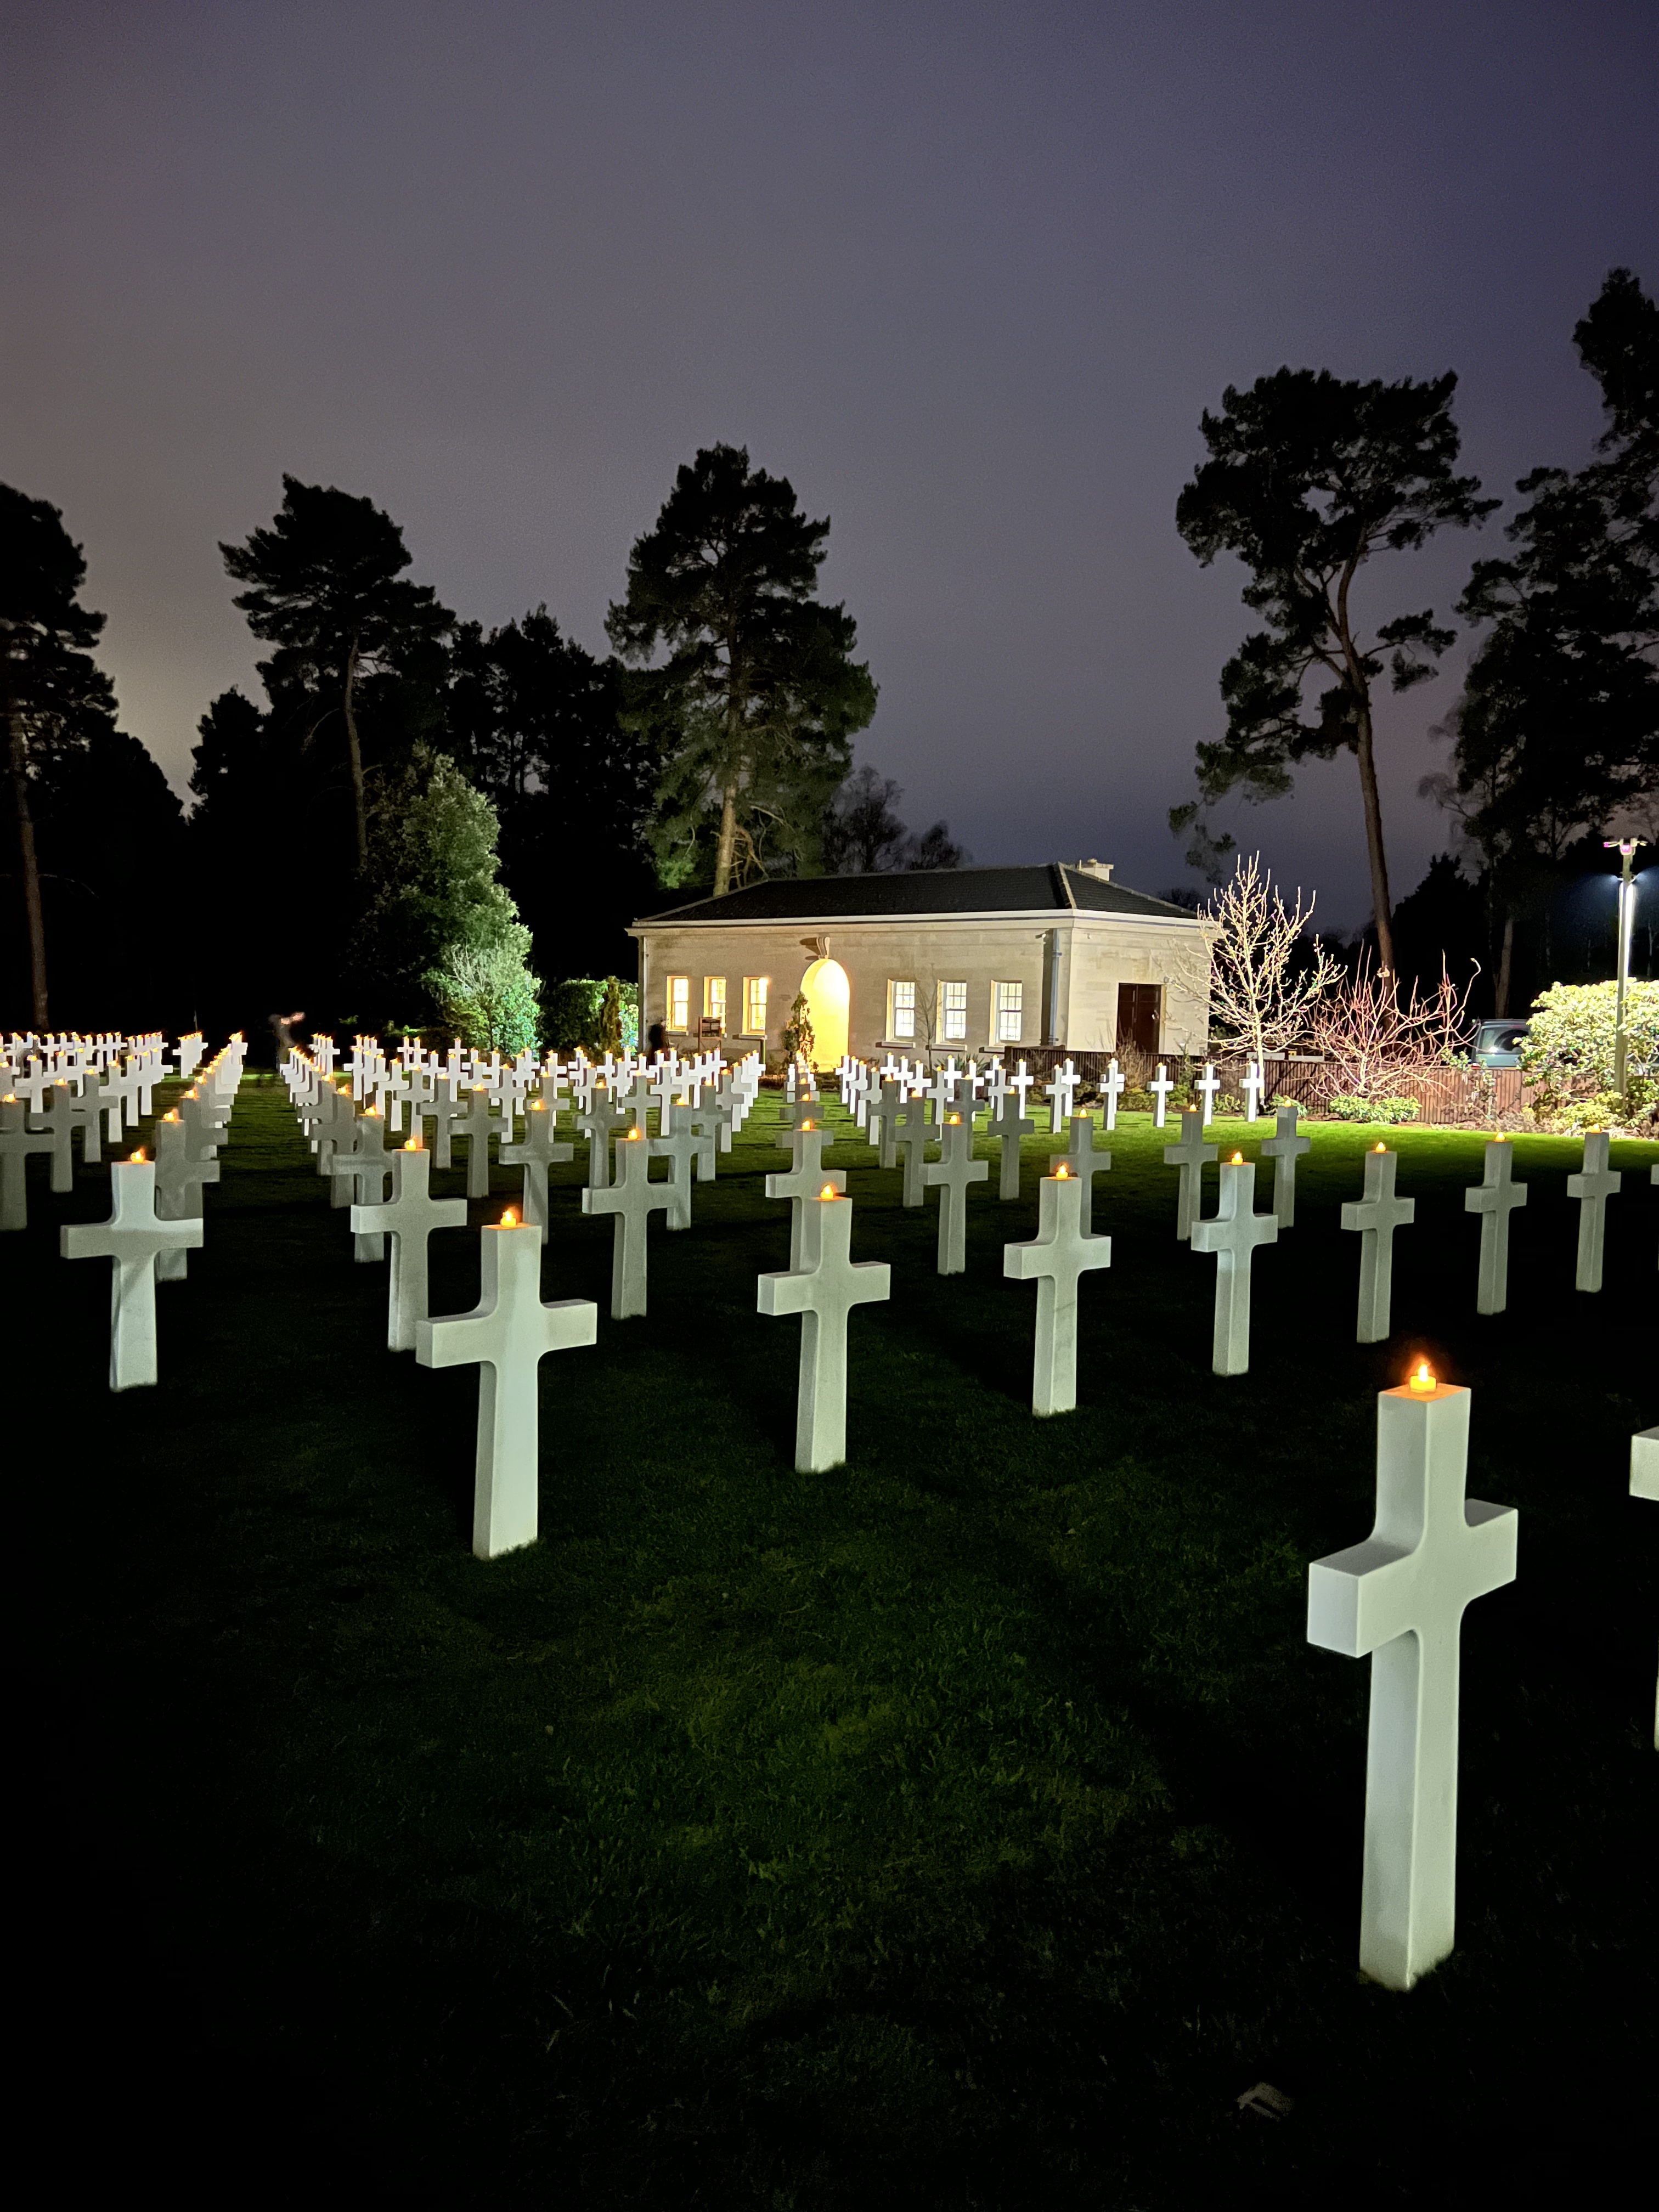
left=1601, top=839, right=1644, bottom=1097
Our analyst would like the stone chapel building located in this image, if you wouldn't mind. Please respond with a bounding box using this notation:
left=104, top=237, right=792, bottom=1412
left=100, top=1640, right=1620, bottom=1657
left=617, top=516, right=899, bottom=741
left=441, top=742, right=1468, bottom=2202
left=629, top=860, right=1211, bottom=1067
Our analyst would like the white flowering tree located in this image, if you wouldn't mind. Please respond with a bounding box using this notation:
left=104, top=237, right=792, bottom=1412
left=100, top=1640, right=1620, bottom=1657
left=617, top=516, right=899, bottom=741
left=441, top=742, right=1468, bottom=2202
left=1203, top=855, right=1341, bottom=1069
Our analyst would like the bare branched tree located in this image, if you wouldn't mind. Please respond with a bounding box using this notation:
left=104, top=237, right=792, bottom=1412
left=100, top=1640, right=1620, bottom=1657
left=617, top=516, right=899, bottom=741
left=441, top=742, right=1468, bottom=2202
left=1307, top=959, right=1476, bottom=1101
left=1203, top=855, right=1341, bottom=1070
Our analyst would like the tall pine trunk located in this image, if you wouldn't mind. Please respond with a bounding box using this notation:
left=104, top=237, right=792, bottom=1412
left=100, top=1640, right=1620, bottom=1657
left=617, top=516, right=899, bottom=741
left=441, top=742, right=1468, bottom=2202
left=713, top=781, right=739, bottom=900
left=1494, top=911, right=1514, bottom=1016
left=343, top=634, right=368, bottom=871
left=1354, top=703, right=1396, bottom=977
left=4, top=659, right=49, bottom=1028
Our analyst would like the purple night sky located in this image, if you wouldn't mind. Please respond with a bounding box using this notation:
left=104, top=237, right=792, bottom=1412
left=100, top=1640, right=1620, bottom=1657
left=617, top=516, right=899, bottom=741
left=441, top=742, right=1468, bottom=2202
left=5, top=1, right=1655, bottom=924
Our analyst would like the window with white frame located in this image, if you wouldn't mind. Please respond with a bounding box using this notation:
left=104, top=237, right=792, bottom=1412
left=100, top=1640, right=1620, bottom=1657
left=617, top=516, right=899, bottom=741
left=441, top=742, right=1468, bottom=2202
left=742, top=975, right=769, bottom=1034
left=889, top=979, right=916, bottom=1040
left=938, top=980, right=968, bottom=1042
left=994, top=980, right=1023, bottom=1042
left=667, top=975, right=690, bottom=1031
left=703, top=975, right=727, bottom=1025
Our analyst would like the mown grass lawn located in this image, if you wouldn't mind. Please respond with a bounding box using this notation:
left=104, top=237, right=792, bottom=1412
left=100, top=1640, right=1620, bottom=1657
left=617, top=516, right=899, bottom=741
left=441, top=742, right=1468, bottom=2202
left=19, top=1081, right=1657, bottom=2205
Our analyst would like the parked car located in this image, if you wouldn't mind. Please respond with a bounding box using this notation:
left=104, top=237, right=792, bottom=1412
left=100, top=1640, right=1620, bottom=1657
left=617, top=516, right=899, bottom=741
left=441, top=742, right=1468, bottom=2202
left=1471, top=1018, right=1530, bottom=1068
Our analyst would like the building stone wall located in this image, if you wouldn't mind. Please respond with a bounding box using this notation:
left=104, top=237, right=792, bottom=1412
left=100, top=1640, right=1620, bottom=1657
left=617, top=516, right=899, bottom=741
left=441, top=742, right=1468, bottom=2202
left=633, top=908, right=1210, bottom=1063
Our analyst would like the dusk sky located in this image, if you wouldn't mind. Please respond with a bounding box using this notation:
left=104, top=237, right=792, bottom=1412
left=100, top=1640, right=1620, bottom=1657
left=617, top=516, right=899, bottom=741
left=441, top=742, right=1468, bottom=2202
left=5, top=1, right=1656, bottom=924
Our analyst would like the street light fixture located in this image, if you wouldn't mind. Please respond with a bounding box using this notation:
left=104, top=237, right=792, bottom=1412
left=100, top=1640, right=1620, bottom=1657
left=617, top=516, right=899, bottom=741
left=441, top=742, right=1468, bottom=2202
left=1601, top=838, right=1645, bottom=1097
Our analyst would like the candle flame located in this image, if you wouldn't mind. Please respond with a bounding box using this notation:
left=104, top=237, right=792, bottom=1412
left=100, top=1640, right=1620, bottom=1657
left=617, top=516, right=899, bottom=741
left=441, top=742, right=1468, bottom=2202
left=501, top=1208, right=517, bottom=1227
left=404, top=1137, right=420, bottom=1152
left=820, top=1183, right=837, bottom=1199
left=1230, top=1151, right=1243, bottom=1165
left=1374, top=1141, right=1387, bottom=1152
left=1055, top=1164, right=1070, bottom=1178
left=1408, top=1360, right=1436, bottom=1396
left=801, top=1118, right=815, bottom=1130
left=129, top=1147, right=145, bottom=1163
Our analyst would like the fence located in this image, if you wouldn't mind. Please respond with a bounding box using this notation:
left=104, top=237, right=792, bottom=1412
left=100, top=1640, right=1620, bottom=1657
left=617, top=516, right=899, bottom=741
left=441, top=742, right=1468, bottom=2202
left=986, top=1046, right=1525, bottom=1127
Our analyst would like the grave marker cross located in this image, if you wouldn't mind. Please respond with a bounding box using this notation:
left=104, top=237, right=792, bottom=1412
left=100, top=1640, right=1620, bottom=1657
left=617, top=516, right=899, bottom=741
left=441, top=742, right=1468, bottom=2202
left=1464, top=1138, right=1528, bottom=1315
left=61, top=1157, right=202, bottom=1389
left=757, top=1192, right=890, bottom=1472
left=501, top=1101, right=574, bottom=1244
left=1565, top=1129, right=1621, bottom=1294
left=1, top=1095, right=55, bottom=1230
left=1148, top=1063, right=1174, bottom=1129
left=355, top=1143, right=470, bottom=1349
left=989, top=1088, right=1034, bottom=1201
left=1190, top=1155, right=1278, bottom=1375
left=1307, top=1375, right=1517, bottom=1990
left=765, top=1120, right=847, bottom=1268
left=923, top=1111, right=989, bottom=1273
left=1260, top=1104, right=1311, bottom=1227
left=893, top=1093, right=933, bottom=1207
left=1340, top=1146, right=1415, bottom=1342
left=1163, top=1109, right=1218, bottom=1241
left=1048, top=1110, right=1112, bottom=1235
left=1002, top=1169, right=1111, bottom=1415
left=582, top=1129, right=672, bottom=1317
left=416, top=1218, right=597, bottom=1558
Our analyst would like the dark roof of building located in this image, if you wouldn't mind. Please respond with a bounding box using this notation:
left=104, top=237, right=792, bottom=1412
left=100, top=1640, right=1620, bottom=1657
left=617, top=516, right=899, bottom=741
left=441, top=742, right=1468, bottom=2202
left=634, top=865, right=1197, bottom=927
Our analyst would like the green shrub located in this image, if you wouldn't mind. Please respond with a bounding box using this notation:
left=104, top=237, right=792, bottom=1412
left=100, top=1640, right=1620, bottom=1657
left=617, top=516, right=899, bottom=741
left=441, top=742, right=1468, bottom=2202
left=1521, top=980, right=1659, bottom=1099
left=1324, top=1093, right=1421, bottom=1124
left=426, top=935, right=542, bottom=1057
left=1532, top=1080, right=1656, bottom=1135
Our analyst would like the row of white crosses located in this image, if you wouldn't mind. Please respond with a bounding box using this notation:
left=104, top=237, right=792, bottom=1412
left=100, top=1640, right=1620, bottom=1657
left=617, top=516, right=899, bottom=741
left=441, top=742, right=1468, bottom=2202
left=56, top=1037, right=247, bottom=1388
left=2, top=1031, right=217, bottom=1235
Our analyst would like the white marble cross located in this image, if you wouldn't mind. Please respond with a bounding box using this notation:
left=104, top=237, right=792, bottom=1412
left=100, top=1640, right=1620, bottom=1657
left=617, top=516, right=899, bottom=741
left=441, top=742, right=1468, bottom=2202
left=923, top=1111, right=989, bottom=1273
left=1307, top=1372, right=1517, bottom=1989
left=501, top=1100, right=575, bottom=1244
left=152, top=1110, right=220, bottom=1281
left=1190, top=1155, right=1278, bottom=1375
left=1566, top=1130, right=1621, bottom=1294
left=353, top=1141, right=469, bottom=1348
left=1148, top=1062, right=1174, bottom=1129
left=1048, top=1111, right=1112, bottom=1235
left=757, top=1190, right=890, bottom=1472
left=35, top=1082, right=86, bottom=1191
left=685, top=1099, right=731, bottom=1178
left=575, top=1084, right=629, bottom=1189
left=1260, top=1104, right=1311, bottom=1227
left=1162, top=1109, right=1218, bottom=1241
left=988, top=1088, right=1033, bottom=1201
left=61, top=1156, right=202, bottom=1389
left=650, top=1108, right=701, bottom=1230
left=1099, top=1059, right=1125, bottom=1132
left=331, top=1108, right=394, bottom=1257
left=893, top=1092, right=932, bottom=1207
left=867, top=1079, right=902, bottom=1170
left=1341, top=1145, right=1415, bottom=1343
left=1007, top=1060, right=1036, bottom=1120
left=416, top=1216, right=596, bottom=1558
left=1241, top=1061, right=1265, bottom=1121
left=454, top=1086, right=503, bottom=1200
left=1003, top=1167, right=1111, bottom=1415
left=1195, top=1061, right=1221, bottom=1125
left=1464, top=1138, right=1528, bottom=1315
left=1043, top=1058, right=1076, bottom=1133
left=1, top=1094, right=55, bottom=1230
left=582, top=1127, right=672, bottom=1317
left=765, top=1120, right=847, bottom=1268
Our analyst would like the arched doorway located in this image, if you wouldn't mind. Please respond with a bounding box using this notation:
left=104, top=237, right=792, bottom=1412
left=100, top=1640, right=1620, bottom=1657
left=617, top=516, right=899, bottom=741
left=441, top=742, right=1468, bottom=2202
left=798, top=958, right=850, bottom=1069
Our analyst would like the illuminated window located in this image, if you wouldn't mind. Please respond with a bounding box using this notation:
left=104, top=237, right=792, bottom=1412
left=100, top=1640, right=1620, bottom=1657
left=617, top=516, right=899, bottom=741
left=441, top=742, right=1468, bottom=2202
left=939, top=980, right=968, bottom=1041
left=742, top=976, right=769, bottom=1034
left=667, top=975, right=689, bottom=1031
left=703, top=976, right=727, bottom=1025
left=889, top=979, right=916, bottom=1039
left=994, top=980, right=1023, bottom=1042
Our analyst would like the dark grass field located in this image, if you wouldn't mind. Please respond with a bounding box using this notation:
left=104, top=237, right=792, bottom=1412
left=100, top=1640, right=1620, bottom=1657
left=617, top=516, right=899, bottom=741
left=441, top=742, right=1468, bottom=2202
left=15, top=1080, right=1657, bottom=2206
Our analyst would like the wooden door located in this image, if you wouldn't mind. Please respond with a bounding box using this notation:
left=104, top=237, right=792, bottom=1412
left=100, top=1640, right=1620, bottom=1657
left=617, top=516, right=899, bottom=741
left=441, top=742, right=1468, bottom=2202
left=1115, top=983, right=1161, bottom=1057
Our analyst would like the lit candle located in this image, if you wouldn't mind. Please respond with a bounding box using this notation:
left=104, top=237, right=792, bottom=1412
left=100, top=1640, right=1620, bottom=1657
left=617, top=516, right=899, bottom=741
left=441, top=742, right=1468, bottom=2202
left=1054, top=1163, right=1070, bottom=1178
left=1230, top=1150, right=1244, bottom=1165
left=1408, top=1359, right=1437, bottom=1396
left=1374, top=1141, right=1387, bottom=1153
left=819, top=1183, right=838, bottom=1200
left=129, top=1147, right=146, bottom=1164
left=500, top=1207, right=517, bottom=1228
